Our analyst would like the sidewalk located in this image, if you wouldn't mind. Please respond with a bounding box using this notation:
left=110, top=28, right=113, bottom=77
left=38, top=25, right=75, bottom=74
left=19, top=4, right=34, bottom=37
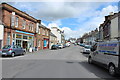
left=26, top=49, right=50, bottom=54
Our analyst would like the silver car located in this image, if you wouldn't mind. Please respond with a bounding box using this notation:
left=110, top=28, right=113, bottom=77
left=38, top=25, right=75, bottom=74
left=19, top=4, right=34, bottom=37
left=1, top=45, right=26, bottom=57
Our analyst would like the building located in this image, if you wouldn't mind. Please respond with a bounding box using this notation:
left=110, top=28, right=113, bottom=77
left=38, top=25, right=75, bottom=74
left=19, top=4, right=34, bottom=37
left=0, top=25, right=4, bottom=49
left=51, top=27, right=65, bottom=44
left=68, top=38, right=76, bottom=43
left=37, top=24, right=50, bottom=50
left=49, top=32, right=57, bottom=49
left=81, top=28, right=99, bottom=45
left=99, top=12, right=120, bottom=41
left=61, top=31, right=65, bottom=44
left=99, top=24, right=104, bottom=41
left=1, top=3, right=38, bottom=51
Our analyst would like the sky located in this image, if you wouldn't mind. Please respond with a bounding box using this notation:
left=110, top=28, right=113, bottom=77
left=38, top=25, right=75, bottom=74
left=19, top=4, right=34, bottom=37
left=2, top=0, right=119, bottom=39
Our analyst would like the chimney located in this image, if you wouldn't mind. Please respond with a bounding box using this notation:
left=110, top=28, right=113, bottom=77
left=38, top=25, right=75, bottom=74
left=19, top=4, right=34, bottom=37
left=109, top=12, right=114, bottom=15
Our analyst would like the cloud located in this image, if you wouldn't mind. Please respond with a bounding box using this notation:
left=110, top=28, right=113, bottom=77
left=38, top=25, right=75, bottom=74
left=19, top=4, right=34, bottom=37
left=47, top=5, right=118, bottom=39
left=7, top=2, right=118, bottom=39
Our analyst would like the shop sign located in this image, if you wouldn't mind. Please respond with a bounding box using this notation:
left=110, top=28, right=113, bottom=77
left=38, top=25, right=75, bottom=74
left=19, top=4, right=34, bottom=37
left=16, top=34, right=22, bottom=39
left=29, top=36, right=32, bottom=40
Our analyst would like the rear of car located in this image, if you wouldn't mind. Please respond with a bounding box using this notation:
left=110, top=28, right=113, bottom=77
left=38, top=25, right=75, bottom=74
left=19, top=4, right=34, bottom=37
left=51, top=45, right=58, bottom=50
left=2, top=45, right=25, bottom=57
left=83, top=45, right=91, bottom=54
left=58, top=44, right=63, bottom=49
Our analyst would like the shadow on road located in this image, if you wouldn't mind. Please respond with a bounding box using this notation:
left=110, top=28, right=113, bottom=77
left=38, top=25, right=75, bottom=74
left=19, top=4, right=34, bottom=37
left=66, top=60, right=120, bottom=78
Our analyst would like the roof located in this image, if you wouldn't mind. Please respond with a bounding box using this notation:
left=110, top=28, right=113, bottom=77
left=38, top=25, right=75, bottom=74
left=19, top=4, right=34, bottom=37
left=39, top=24, right=50, bottom=31
left=1, top=3, right=38, bottom=23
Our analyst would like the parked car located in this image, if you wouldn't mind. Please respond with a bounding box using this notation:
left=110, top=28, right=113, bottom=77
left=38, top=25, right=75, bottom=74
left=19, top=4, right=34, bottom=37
left=58, top=44, right=63, bottom=49
left=63, top=44, right=67, bottom=48
left=0, top=49, right=2, bottom=56
left=1, top=45, right=26, bottom=57
left=82, top=45, right=91, bottom=54
left=66, top=43, right=70, bottom=47
left=88, top=41, right=120, bottom=76
left=80, top=43, right=85, bottom=47
left=51, top=45, right=59, bottom=50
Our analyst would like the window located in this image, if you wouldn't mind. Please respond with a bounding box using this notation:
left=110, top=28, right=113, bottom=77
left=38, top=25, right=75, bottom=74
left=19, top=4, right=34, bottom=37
left=38, top=40, right=41, bottom=47
left=11, top=12, right=15, bottom=27
left=42, top=29, right=45, bottom=35
left=29, top=22, right=33, bottom=31
left=31, top=23, right=34, bottom=31
left=16, top=40, right=22, bottom=47
left=23, top=35, right=28, bottom=39
left=15, top=17, right=18, bottom=27
left=22, top=20, right=26, bottom=29
left=39, top=29, right=41, bottom=34
left=7, top=33, right=10, bottom=45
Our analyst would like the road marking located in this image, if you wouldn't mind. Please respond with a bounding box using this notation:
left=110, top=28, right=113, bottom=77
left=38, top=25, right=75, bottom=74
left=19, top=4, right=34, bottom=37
left=1, top=56, right=25, bottom=60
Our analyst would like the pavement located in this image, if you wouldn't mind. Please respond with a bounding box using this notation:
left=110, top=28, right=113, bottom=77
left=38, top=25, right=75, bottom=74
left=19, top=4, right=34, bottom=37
left=1, top=44, right=119, bottom=78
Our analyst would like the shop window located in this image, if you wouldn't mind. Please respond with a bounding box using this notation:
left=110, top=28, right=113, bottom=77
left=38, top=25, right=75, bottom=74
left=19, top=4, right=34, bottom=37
left=23, top=35, right=28, bottom=39
left=13, top=34, right=15, bottom=38
left=7, top=33, right=10, bottom=45
left=16, top=40, right=22, bottom=47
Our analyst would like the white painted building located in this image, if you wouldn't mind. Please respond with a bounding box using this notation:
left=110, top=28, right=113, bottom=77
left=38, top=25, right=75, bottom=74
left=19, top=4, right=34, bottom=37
left=0, top=25, right=4, bottom=49
left=110, top=15, right=119, bottom=40
left=50, top=27, right=63, bottom=44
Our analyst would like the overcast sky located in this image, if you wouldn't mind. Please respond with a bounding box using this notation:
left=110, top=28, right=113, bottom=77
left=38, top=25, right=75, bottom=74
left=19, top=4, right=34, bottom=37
left=4, top=0, right=119, bottom=39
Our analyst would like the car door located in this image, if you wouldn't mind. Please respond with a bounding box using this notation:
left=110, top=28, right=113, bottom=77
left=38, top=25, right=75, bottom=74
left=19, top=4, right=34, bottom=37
left=12, top=45, right=17, bottom=54
left=17, top=46, right=23, bottom=55
left=91, top=43, right=100, bottom=62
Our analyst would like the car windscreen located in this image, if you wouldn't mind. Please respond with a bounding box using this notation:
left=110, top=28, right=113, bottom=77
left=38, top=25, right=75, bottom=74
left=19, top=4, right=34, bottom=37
left=3, top=45, right=11, bottom=49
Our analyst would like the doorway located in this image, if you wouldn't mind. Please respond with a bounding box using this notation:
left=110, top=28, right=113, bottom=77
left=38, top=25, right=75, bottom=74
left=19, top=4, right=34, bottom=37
left=23, top=41, right=28, bottom=50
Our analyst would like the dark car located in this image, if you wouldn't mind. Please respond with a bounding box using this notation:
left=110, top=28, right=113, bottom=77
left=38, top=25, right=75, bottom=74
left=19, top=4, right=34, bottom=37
left=1, top=45, right=26, bottom=57
left=51, top=45, right=59, bottom=50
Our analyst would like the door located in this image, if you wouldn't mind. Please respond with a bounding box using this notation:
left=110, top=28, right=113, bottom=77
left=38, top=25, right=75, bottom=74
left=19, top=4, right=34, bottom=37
left=23, top=41, right=28, bottom=51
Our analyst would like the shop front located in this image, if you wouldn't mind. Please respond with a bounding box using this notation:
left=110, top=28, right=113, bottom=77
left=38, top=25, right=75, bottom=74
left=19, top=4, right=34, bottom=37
left=43, top=38, right=49, bottom=49
left=12, top=30, right=34, bottom=51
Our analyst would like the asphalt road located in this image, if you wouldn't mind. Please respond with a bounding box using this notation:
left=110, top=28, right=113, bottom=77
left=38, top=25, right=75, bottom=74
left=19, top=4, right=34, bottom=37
left=1, top=44, right=119, bottom=78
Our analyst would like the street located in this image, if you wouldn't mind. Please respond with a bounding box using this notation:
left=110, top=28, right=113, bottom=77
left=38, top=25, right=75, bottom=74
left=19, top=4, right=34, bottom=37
left=2, top=44, right=117, bottom=78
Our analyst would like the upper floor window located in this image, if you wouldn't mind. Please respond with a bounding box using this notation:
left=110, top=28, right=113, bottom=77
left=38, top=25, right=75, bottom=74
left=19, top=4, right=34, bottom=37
left=31, top=23, right=34, bottom=31
left=15, top=17, right=18, bottom=27
left=42, top=29, right=45, bottom=35
left=39, top=28, right=41, bottom=34
left=46, top=30, right=49, bottom=36
left=22, top=20, right=26, bottom=29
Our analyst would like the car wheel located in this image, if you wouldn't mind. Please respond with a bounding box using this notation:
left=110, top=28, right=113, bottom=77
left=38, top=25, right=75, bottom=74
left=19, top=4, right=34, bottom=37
left=22, top=51, right=26, bottom=55
left=109, top=64, right=116, bottom=76
left=88, top=57, right=92, bottom=64
left=11, top=52, right=15, bottom=57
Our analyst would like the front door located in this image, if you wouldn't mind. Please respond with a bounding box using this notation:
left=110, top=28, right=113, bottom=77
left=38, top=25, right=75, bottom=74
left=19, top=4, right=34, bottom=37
left=23, top=41, right=28, bottom=51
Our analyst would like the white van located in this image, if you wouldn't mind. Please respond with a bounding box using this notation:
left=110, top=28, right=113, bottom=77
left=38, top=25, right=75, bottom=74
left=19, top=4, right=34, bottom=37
left=88, top=40, right=120, bottom=76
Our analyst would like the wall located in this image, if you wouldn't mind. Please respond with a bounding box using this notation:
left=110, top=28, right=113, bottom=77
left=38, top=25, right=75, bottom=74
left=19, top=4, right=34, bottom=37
left=0, top=25, right=4, bottom=49
left=51, top=28, right=61, bottom=44
left=111, top=17, right=118, bottom=39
